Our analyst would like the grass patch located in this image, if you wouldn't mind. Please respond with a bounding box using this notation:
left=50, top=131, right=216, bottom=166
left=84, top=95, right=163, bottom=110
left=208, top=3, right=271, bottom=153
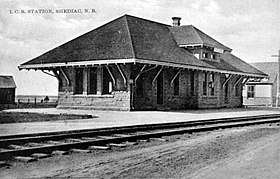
left=0, top=112, right=97, bottom=124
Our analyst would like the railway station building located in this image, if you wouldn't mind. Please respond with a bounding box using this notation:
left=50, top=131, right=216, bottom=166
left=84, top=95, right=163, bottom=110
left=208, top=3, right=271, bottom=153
left=19, top=15, right=267, bottom=111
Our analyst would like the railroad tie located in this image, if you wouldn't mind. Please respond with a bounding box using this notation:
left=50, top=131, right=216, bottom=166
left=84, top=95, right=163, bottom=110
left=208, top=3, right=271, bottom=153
left=114, top=134, right=133, bottom=137
left=52, top=150, right=68, bottom=155
left=81, top=137, right=99, bottom=141
left=0, top=161, right=11, bottom=168
left=8, top=144, right=29, bottom=150
left=25, top=142, right=46, bottom=147
left=108, top=143, right=128, bottom=148
left=65, top=138, right=84, bottom=143
left=0, top=148, right=9, bottom=152
left=123, top=141, right=137, bottom=146
left=31, top=153, right=51, bottom=159
left=88, top=146, right=111, bottom=150
left=135, top=132, right=151, bottom=135
left=137, top=139, right=149, bottom=142
left=69, top=148, right=91, bottom=153
left=149, top=138, right=168, bottom=142
left=14, top=156, right=37, bottom=162
left=45, top=141, right=67, bottom=145
left=98, top=136, right=116, bottom=139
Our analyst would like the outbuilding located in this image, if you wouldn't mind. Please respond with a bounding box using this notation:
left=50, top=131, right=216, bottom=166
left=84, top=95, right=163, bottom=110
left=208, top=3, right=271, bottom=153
left=243, top=62, right=277, bottom=106
left=0, top=76, right=16, bottom=104
left=19, top=15, right=267, bottom=110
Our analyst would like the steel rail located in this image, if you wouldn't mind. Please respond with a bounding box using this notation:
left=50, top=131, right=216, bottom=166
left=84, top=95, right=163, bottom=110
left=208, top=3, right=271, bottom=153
left=0, top=114, right=280, bottom=161
left=1, top=113, right=280, bottom=141
left=1, top=114, right=280, bottom=147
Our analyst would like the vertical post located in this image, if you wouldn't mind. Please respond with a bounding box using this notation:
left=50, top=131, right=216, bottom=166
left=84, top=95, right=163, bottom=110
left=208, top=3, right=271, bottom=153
left=129, top=79, right=134, bottom=110
left=276, top=50, right=280, bottom=107
left=272, top=50, right=280, bottom=107
left=83, top=68, right=88, bottom=95
left=96, top=66, right=102, bottom=95
left=34, top=97, right=36, bottom=108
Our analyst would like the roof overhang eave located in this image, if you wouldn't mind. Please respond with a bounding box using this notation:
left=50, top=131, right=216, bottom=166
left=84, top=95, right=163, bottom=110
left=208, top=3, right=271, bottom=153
left=0, top=86, right=17, bottom=88
left=18, top=58, right=267, bottom=78
left=135, top=59, right=267, bottom=78
left=179, top=44, right=232, bottom=52
left=18, top=58, right=138, bottom=70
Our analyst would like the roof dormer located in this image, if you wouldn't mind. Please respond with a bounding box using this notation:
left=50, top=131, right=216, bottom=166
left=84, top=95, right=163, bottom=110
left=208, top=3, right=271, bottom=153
left=169, top=17, right=232, bottom=53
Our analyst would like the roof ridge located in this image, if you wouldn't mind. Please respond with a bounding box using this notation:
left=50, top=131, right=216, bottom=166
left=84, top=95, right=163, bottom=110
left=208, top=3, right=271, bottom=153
left=21, top=15, right=129, bottom=65
left=124, top=16, right=136, bottom=58
left=225, top=53, right=267, bottom=76
left=190, top=25, right=204, bottom=44
left=123, top=14, right=171, bottom=27
left=193, top=26, right=232, bottom=51
left=251, top=62, right=278, bottom=64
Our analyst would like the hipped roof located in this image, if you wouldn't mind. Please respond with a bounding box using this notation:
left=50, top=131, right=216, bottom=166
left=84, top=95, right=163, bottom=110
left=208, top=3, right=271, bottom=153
left=19, top=14, right=266, bottom=78
left=250, top=62, right=278, bottom=84
left=0, top=76, right=16, bottom=88
left=169, top=25, right=232, bottom=52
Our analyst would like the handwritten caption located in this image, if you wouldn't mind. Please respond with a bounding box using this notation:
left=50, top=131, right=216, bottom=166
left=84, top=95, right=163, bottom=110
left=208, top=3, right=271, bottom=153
left=9, top=8, right=96, bottom=14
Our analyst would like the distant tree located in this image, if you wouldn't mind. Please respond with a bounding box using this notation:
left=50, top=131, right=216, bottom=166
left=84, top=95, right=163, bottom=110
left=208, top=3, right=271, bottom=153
left=44, top=96, right=49, bottom=102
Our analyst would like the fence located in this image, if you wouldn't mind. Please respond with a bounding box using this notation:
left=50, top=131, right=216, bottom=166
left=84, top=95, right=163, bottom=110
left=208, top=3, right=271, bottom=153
left=15, top=95, right=58, bottom=108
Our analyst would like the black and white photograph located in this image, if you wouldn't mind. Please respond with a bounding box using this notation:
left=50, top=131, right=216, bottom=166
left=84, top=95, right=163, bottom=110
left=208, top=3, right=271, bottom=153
left=1, top=0, right=280, bottom=178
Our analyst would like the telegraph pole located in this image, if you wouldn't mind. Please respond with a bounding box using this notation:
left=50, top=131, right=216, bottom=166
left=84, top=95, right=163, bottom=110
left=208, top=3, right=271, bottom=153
left=272, top=50, right=280, bottom=107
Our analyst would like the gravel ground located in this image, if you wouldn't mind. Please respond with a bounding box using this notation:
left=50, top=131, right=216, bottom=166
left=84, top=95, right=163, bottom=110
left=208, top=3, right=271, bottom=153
left=0, top=112, right=95, bottom=124
left=3, top=107, right=280, bottom=136
left=1, top=123, right=280, bottom=178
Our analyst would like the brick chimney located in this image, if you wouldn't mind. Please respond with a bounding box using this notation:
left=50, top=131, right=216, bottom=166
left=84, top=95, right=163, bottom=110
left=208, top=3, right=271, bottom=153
left=172, top=17, right=181, bottom=26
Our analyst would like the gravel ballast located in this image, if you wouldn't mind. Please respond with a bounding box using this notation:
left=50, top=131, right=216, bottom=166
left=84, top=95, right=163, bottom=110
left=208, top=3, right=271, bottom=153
left=1, top=124, right=280, bottom=178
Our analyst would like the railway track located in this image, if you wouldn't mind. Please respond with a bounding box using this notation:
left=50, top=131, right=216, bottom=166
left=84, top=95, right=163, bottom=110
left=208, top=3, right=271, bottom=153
left=1, top=114, right=280, bottom=162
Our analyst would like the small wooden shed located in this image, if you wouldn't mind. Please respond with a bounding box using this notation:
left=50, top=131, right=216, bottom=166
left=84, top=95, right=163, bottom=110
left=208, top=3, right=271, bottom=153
left=0, top=76, right=16, bottom=104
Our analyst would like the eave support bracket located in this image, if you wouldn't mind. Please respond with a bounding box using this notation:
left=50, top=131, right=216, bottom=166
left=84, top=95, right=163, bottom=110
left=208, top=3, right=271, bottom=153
left=51, top=69, right=62, bottom=83
left=222, top=74, right=233, bottom=88
left=116, top=64, right=127, bottom=87
left=234, top=76, right=243, bottom=89
left=170, top=69, right=182, bottom=86
left=41, top=70, right=56, bottom=78
left=134, top=65, right=158, bottom=83
left=135, top=64, right=147, bottom=83
left=105, top=66, right=116, bottom=86
left=141, top=65, right=158, bottom=74
left=242, top=77, right=250, bottom=86
left=152, top=66, right=164, bottom=85
left=60, top=68, right=70, bottom=86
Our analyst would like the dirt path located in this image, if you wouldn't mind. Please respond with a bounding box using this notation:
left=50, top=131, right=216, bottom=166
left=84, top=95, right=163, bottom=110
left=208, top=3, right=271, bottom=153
left=1, top=124, right=280, bottom=178
left=194, top=127, right=280, bottom=179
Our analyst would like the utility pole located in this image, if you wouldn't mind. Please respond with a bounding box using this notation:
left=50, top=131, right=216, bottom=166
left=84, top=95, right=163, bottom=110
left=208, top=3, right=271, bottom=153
left=272, top=50, right=280, bottom=107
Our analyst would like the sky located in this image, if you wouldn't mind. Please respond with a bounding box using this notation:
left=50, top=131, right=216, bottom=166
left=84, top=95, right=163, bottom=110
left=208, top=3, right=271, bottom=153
left=0, top=0, right=280, bottom=95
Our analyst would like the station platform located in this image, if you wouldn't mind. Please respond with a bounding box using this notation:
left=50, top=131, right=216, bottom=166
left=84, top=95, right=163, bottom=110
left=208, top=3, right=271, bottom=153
left=2, top=107, right=280, bottom=136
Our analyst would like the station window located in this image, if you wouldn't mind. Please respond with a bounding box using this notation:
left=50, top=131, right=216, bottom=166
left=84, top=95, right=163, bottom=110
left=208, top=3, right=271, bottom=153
left=235, top=85, right=239, bottom=97
left=203, top=52, right=209, bottom=59
left=194, top=53, right=200, bottom=59
left=174, top=75, right=180, bottom=96
left=102, top=67, right=113, bottom=94
left=209, top=73, right=215, bottom=96
left=88, top=67, right=97, bottom=94
left=225, top=82, right=229, bottom=103
left=202, top=72, right=207, bottom=95
left=211, top=54, right=216, bottom=60
left=75, top=68, right=83, bottom=94
left=235, top=79, right=241, bottom=97
left=136, top=75, right=144, bottom=97
left=190, top=71, right=195, bottom=96
left=247, top=85, right=255, bottom=98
